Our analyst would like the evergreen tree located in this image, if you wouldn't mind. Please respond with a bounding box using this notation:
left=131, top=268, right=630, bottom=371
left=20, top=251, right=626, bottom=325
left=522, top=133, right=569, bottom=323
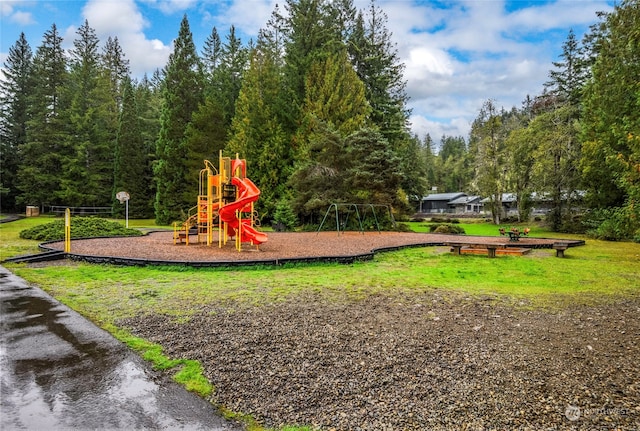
left=17, top=24, right=69, bottom=209
left=134, top=74, right=162, bottom=216
left=58, top=20, right=114, bottom=206
left=299, top=48, right=370, bottom=146
left=281, top=0, right=347, bottom=136
left=0, top=33, right=32, bottom=211
left=227, top=41, right=291, bottom=222
left=290, top=124, right=350, bottom=223
left=502, top=107, right=535, bottom=222
left=530, top=104, right=582, bottom=230
left=101, top=36, right=131, bottom=108
left=421, top=134, right=439, bottom=195
left=216, top=26, right=248, bottom=127
left=439, top=135, right=470, bottom=193
left=396, top=134, right=428, bottom=212
left=349, top=0, right=410, bottom=149
left=346, top=127, right=402, bottom=208
left=544, top=29, right=589, bottom=107
left=183, top=96, right=227, bottom=184
left=154, top=15, right=205, bottom=224
left=114, top=77, right=153, bottom=218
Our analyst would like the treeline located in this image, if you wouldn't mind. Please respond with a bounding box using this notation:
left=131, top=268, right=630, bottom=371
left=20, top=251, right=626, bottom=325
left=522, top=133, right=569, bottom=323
left=1, top=0, right=638, bottom=240
left=422, top=0, right=639, bottom=240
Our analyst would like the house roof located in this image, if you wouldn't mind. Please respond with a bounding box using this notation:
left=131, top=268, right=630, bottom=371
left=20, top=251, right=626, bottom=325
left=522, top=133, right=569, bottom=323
left=481, top=193, right=516, bottom=203
left=449, top=195, right=482, bottom=205
left=421, top=192, right=466, bottom=201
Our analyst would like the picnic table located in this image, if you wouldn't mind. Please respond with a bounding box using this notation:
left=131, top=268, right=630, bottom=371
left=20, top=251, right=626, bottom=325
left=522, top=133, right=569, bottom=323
left=499, top=227, right=530, bottom=241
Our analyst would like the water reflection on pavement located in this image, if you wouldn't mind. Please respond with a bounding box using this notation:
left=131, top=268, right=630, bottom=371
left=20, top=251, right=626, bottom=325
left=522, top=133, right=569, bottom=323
left=0, top=266, right=241, bottom=430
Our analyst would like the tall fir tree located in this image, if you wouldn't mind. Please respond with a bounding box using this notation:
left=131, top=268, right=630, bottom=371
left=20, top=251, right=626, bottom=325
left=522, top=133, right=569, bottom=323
left=202, top=27, right=222, bottom=74
left=134, top=74, right=162, bottom=216
left=299, top=48, right=370, bottom=144
left=346, top=127, right=402, bottom=210
left=0, top=33, right=32, bottom=211
left=216, top=26, right=248, bottom=128
left=113, top=77, right=152, bottom=218
left=544, top=29, right=589, bottom=108
left=154, top=15, right=205, bottom=224
left=59, top=20, right=114, bottom=206
left=227, top=39, right=291, bottom=222
left=101, top=36, right=130, bottom=104
left=17, top=24, right=69, bottom=209
left=349, top=0, right=410, bottom=149
left=437, top=135, right=470, bottom=193
left=281, top=0, right=347, bottom=138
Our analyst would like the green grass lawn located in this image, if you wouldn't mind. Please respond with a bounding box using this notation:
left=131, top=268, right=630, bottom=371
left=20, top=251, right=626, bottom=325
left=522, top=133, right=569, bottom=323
left=3, top=216, right=638, bottom=320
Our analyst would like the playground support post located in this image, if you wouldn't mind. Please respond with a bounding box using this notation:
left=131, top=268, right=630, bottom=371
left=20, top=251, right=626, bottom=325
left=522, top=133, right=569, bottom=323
left=64, top=208, right=71, bottom=252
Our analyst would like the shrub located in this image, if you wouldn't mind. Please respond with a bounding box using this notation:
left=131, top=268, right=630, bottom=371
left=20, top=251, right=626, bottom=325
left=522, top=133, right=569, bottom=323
left=20, top=217, right=144, bottom=242
left=430, top=217, right=460, bottom=224
left=430, top=223, right=465, bottom=234
left=583, top=207, right=638, bottom=241
left=272, top=200, right=298, bottom=231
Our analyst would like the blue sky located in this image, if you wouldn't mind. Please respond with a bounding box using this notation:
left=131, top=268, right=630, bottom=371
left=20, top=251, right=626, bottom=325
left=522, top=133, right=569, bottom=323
left=1, top=0, right=613, bottom=144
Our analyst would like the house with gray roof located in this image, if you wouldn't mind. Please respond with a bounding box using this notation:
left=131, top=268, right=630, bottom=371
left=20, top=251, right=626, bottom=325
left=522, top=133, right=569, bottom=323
left=419, top=192, right=466, bottom=213
left=448, top=195, right=484, bottom=214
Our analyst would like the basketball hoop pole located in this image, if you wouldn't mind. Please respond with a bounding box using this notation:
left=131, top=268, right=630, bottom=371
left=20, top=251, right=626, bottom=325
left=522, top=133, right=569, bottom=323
left=116, top=191, right=130, bottom=228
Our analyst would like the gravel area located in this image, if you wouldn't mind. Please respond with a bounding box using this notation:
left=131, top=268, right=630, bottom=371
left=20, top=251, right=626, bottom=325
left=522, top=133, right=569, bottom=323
left=120, top=294, right=640, bottom=430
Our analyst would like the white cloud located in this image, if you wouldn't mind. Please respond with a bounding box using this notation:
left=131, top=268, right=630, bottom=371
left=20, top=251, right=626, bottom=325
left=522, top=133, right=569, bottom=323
left=82, top=0, right=172, bottom=76
left=381, top=0, right=612, bottom=140
left=10, top=10, right=35, bottom=25
left=214, top=0, right=277, bottom=37
left=1, top=1, right=35, bottom=25
left=141, top=0, right=197, bottom=14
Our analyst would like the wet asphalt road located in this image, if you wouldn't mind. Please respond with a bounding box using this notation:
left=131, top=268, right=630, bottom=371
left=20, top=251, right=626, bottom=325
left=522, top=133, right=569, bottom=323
left=0, top=266, right=242, bottom=430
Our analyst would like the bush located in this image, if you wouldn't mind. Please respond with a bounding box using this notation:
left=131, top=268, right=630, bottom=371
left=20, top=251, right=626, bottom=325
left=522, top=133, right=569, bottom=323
left=395, top=223, right=413, bottom=232
left=583, top=207, right=638, bottom=241
left=272, top=200, right=298, bottom=232
left=430, top=217, right=460, bottom=224
left=429, top=223, right=465, bottom=234
left=20, top=217, right=144, bottom=242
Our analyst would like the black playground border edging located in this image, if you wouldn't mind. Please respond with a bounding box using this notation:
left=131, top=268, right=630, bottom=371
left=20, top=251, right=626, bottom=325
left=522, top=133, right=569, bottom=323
left=4, top=233, right=586, bottom=268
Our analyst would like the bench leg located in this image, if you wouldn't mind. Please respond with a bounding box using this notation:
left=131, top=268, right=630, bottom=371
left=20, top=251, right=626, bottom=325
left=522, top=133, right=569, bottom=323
left=451, top=245, right=462, bottom=255
left=556, top=249, right=565, bottom=258
left=487, top=247, right=497, bottom=258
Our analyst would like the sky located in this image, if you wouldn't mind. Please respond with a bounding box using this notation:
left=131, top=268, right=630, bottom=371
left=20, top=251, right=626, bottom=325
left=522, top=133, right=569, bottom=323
left=1, top=0, right=614, bottom=146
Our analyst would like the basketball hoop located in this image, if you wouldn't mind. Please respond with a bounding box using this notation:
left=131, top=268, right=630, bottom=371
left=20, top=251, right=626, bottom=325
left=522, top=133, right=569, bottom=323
left=116, top=191, right=131, bottom=228
left=116, top=191, right=130, bottom=204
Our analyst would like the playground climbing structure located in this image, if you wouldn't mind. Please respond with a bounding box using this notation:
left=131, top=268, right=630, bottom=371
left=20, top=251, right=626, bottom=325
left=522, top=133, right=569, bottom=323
left=173, top=151, right=267, bottom=251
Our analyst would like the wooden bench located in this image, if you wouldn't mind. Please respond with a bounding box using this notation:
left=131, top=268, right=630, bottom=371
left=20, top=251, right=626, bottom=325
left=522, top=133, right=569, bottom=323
left=553, top=242, right=569, bottom=258
left=447, top=243, right=500, bottom=258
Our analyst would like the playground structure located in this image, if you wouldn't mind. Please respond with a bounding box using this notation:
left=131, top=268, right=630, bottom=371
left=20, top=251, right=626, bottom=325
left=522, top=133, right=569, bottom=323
left=317, top=203, right=396, bottom=234
left=173, top=151, right=267, bottom=251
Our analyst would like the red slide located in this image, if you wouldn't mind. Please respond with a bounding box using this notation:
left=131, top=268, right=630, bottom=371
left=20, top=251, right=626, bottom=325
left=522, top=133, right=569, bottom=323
left=218, top=176, right=268, bottom=245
